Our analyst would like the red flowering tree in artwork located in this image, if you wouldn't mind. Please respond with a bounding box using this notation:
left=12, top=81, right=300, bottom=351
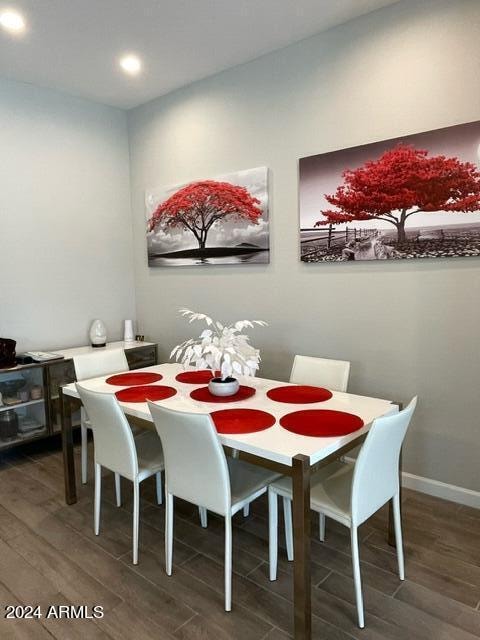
left=316, top=144, right=480, bottom=243
left=148, top=180, right=263, bottom=251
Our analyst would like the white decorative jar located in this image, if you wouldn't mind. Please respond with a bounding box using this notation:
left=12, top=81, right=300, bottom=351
left=89, top=319, right=107, bottom=348
left=124, top=319, right=134, bottom=343
left=208, top=376, right=239, bottom=397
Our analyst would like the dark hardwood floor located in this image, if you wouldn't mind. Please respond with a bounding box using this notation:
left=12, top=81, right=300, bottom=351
left=0, top=435, right=479, bottom=639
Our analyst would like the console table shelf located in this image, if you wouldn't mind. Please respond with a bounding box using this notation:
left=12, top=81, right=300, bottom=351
left=0, top=399, right=44, bottom=412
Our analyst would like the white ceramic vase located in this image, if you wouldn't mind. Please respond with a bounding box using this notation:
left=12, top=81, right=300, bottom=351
left=208, top=376, right=240, bottom=397
left=124, top=319, right=134, bottom=343
left=89, top=319, right=107, bottom=348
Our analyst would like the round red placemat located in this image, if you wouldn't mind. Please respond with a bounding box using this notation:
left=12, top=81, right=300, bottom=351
left=175, top=370, right=220, bottom=384
left=115, top=385, right=176, bottom=403
left=211, top=409, right=275, bottom=434
left=190, top=385, right=256, bottom=403
left=280, top=409, right=363, bottom=437
left=267, top=385, right=332, bottom=404
left=106, top=372, right=163, bottom=386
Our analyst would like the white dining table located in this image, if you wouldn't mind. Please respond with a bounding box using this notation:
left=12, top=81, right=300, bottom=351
left=59, top=362, right=394, bottom=640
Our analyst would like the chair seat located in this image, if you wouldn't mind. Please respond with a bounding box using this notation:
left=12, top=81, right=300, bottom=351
left=135, top=431, right=164, bottom=481
left=228, top=458, right=281, bottom=513
left=271, top=460, right=353, bottom=526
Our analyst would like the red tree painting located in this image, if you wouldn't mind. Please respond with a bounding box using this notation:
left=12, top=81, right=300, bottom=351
left=148, top=180, right=263, bottom=251
left=316, top=144, right=480, bottom=243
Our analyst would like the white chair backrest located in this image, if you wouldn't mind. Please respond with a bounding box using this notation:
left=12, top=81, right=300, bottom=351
left=290, top=355, right=350, bottom=392
left=351, top=397, right=417, bottom=525
left=76, top=384, right=138, bottom=480
left=73, top=349, right=128, bottom=382
left=148, top=402, right=231, bottom=516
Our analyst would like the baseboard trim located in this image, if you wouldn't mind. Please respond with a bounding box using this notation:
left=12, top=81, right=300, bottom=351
left=343, top=456, right=479, bottom=509
left=401, top=472, right=480, bottom=509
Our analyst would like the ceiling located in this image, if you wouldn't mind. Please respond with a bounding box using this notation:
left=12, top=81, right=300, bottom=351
left=0, top=0, right=400, bottom=109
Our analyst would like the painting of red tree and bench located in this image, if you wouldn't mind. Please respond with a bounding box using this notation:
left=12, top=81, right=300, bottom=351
left=146, top=167, right=269, bottom=266
left=300, top=121, right=480, bottom=262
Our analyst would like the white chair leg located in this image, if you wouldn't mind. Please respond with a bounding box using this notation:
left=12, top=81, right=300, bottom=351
left=243, top=503, right=250, bottom=517
left=231, top=448, right=239, bottom=459
left=351, top=526, right=365, bottom=628
left=115, top=473, right=122, bottom=507
left=283, top=496, right=294, bottom=561
left=199, top=506, right=208, bottom=528
left=81, top=423, right=88, bottom=484
left=393, top=492, right=405, bottom=580
left=133, top=479, right=140, bottom=565
left=268, top=488, right=278, bottom=581
left=319, top=512, right=326, bottom=542
left=224, top=515, right=232, bottom=612
left=94, top=463, right=101, bottom=535
left=155, top=471, right=163, bottom=505
left=165, top=492, right=173, bottom=576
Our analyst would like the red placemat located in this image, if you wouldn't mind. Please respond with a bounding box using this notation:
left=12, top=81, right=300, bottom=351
left=106, top=372, right=163, bottom=386
left=267, top=385, right=332, bottom=404
left=190, top=385, right=256, bottom=403
left=211, top=408, right=275, bottom=434
left=115, top=385, right=176, bottom=403
left=175, top=370, right=220, bottom=384
left=280, top=409, right=363, bottom=437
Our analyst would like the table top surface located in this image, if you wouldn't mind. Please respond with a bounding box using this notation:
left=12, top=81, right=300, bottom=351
left=63, top=363, right=393, bottom=467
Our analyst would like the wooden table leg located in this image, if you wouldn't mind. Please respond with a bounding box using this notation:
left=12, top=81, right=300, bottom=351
left=292, top=454, right=311, bottom=640
left=388, top=448, right=403, bottom=546
left=60, top=387, right=77, bottom=505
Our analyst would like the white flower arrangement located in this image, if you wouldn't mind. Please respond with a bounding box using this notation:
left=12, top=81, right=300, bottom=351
left=171, top=309, right=267, bottom=380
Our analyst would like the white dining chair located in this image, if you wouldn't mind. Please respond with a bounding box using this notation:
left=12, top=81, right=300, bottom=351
left=73, top=348, right=129, bottom=504
left=268, top=397, right=417, bottom=628
left=76, top=384, right=164, bottom=565
left=287, top=354, right=351, bottom=536
left=290, top=355, right=350, bottom=392
left=148, top=402, right=281, bottom=611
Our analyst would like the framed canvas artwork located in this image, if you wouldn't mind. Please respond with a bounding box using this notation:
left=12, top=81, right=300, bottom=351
left=146, top=166, right=269, bottom=266
left=299, top=121, right=480, bottom=262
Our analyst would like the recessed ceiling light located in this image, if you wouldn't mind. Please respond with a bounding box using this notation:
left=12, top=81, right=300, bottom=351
left=119, top=54, right=142, bottom=76
left=0, top=9, right=26, bottom=34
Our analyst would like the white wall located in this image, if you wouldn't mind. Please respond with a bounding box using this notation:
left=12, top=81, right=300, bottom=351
left=0, top=79, right=135, bottom=351
left=128, top=0, right=480, bottom=492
